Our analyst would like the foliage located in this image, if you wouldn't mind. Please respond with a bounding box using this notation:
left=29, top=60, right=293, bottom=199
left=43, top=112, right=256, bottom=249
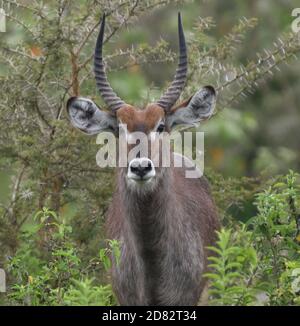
left=63, top=279, right=115, bottom=306
left=99, top=239, right=121, bottom=271
left=204, top=228, right=258, bottom=305
left=206, top=171, right=300, bottom=306
left=4, top=208, right=116, bottom=306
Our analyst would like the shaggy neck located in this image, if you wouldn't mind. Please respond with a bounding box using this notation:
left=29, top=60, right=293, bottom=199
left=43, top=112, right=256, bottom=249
left=120, top=168, right=174, bottom=236
left=119, top=168, right=175, bottom=303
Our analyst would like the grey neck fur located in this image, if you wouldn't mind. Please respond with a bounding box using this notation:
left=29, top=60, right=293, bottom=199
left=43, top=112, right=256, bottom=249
left=111, top=166, right=207, bottom=305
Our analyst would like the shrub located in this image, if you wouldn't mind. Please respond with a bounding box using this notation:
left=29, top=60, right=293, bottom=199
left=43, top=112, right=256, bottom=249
left=206, top=171, right=300, bottom=306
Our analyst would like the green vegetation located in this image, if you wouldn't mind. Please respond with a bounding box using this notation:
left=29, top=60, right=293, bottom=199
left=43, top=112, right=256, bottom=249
left=5, top=207, right=117, bottom=306
left=206, top=171, right=300, bottom=305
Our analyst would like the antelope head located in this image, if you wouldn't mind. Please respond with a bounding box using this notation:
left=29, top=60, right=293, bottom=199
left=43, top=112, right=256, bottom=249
left=67, top=13, right=216, bottom=190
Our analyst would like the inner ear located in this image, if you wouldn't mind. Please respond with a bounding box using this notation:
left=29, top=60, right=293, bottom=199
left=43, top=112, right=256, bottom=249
left=186, top=86, right=216, bottom=118
left=166, top=86, right=216, bottom=130
left=66, top=97, right=117, bottom=135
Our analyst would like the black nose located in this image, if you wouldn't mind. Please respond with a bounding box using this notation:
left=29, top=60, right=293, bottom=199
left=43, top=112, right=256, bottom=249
left=130, top=160, right=153, bottom=178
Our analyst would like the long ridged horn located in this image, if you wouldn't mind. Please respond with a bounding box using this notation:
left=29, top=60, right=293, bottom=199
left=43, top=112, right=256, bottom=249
left=156, top=12, right=188, bottom=111
left=94, top=14, right=126, bottom=112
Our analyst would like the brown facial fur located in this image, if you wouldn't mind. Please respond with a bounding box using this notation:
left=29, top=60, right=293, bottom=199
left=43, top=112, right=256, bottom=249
left=116, top=104, right=165, bottom=134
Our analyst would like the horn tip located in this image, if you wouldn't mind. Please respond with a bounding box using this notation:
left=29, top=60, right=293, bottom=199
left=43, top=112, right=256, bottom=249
left=98, top=12, right=106, bottom=41
left=178, top=12, right=184, bottom=35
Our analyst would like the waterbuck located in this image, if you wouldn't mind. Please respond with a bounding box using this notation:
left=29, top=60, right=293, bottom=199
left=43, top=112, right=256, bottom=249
left=66, top=13, right=220, bottom=305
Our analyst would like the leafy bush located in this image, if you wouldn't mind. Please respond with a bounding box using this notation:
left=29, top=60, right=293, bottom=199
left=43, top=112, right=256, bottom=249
left=204, top=228, right=258, bottom=305
left=206, top=171, right=300, bottom=306
left=63, top=279, right=115, bottom=306
left=5, top=207, right=116, bottom=306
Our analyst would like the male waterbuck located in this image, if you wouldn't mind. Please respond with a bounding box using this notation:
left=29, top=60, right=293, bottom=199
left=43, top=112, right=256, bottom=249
left=67, top=13, right=220, bottom=305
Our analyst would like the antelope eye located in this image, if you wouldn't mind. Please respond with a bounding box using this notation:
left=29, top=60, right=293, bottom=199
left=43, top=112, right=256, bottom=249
left=157, top=123, right=165, bottom=133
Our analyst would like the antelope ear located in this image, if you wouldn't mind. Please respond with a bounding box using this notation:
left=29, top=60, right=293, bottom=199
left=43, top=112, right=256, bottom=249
left=66, top=97, right=117, bottom=135
left=166, top=86, right=216, bottom=130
